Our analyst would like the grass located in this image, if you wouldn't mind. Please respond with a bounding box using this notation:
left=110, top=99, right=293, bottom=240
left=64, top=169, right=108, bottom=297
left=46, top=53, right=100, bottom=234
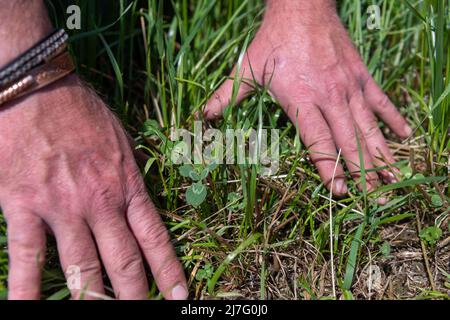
left=0, top=0, right=449, bottom=299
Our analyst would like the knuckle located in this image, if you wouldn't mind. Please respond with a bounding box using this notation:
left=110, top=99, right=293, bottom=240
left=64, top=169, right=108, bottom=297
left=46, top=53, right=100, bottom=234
left=154, top=257, right=182, bottom=282
left=326, top=81, right=344, bottom=100
left=65, top=258, right=102, bottom=285
left=362, top=122, right=380, bottom=139
left=139, top=218, right=171, bottom=252
left=91, top=180, right=125, bottom=214
left=392, top=111, right=405, bottom=123
left=7, top=223, right=45, bottom=267
left=9, top=236, right=45, bottom=266
left=88, top=210, right=117, bottom=234
left=111, top=251, right=144, bottom=281
left=213, top=91, right=226, bottom=108
left=63, top=245, right=101, bottom=275
left=126, top=169, right=146, bottom=196
left=343, top=142, right=360, bottom=155
left=309, top=133, right=333, bottom=148
left=96, top=179, right=122, bottom=200
left=2, top=199, right=38, bottom=221
left=78, top=259, right=102, bottom=277
left=9, top=285, right=39, bottom=299
left=375, top=94, right=391, bottom=110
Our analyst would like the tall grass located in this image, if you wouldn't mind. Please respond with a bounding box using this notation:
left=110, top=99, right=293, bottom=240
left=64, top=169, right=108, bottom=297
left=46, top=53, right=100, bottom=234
left=403, top=0, right=449, bottom=164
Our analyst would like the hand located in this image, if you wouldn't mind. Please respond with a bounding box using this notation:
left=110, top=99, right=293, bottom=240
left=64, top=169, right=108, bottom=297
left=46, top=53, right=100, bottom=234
left=204, top=0, right=411, bottom=195
left=0, top=75, right=187, bottom=300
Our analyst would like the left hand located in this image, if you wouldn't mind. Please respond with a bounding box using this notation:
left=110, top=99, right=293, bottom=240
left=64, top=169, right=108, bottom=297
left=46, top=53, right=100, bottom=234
left=204, top=0, right=411, bottom=196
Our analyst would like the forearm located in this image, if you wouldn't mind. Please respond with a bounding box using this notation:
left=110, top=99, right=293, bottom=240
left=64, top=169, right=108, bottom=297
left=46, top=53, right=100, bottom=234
left=0, top=0, right=80, bottom=136
left=0, top=0, right=53, bottom=67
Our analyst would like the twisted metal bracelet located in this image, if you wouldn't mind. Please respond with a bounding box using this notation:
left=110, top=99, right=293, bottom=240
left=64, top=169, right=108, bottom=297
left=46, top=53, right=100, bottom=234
left=0, top=28, right=68, bottom=87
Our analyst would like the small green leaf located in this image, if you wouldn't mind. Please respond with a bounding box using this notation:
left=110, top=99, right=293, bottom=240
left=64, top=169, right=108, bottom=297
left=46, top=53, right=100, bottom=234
left=207, top=161, right=218, bottom=172
left=144, top=158, right=156, bottom=175
left=179, top=165, right=193, bottom=178
left=195, top=263, right=214, bottom=281
left=180, top=164, right=208, bottom=181
left=227, top=192, right=239, bottom=202
left=227, top=192, right=245, bottom=211
left=419, top=226, right=442, bottom=247
left=196, top=269, right=207, bottom=281
left=200, top=168, right=209, bottom=180
left=431, top=194, right=444, bottom=207
left=186, top=182, right=207, bottom=207
left=380, top=241, right=391, bottom=257
left=189, top=170, right=201, bottom=181
left=172, top=141, right=189, bottom=164
left=143, top=119, right=161, bottom=136
left=400, top=165, right=412, bottom=179
left=413, top=173, right=425, bottom=180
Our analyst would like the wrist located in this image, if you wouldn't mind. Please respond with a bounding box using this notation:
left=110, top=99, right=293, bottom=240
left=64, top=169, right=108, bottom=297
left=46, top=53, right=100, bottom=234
left=0, top=0, right=53, bottom=67
left=0, top=74, right=82, bottom=128
left=265, top=0, right=337, bottom=24
left=266, top=0, right=336, bottom=11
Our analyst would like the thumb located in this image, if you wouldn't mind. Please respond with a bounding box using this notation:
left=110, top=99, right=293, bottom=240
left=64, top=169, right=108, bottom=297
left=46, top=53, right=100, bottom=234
left=203, top=63, right=254, bottom=120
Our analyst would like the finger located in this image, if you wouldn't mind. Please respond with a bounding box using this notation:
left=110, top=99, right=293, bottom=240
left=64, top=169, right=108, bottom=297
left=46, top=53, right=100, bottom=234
left=284, top=102, right=347, bottom=196
left=363, top=77, right=412, bottom=139
left=320, top=92, right=380, bottom=191
left=5, top=211, right=46, bottom=300
left=348, top=91, right=399, bottom=184
left=53, top=221, right=105, bottom=299
left=203, top=58, right=254, bottom=120
left=127, top=191, right=187, bottom=300
left=87, top=211, right=149, bottom=300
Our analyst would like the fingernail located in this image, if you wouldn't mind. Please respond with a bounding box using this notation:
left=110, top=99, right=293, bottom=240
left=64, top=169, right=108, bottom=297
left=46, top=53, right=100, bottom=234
left=377, top=197, right=388, bottom=205
left=387, top=172, right=398, bottom=184
left=404, top=125, right=412, bottom=137
left=171, top=284, right=188, bottom=300
left=335, top=179, right=347, bottom=195
left=382, top=171, right=397, bottom=184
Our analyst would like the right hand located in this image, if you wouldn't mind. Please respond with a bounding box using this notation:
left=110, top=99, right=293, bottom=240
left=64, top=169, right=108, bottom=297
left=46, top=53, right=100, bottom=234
left=0, top=75, right=187, bottom=300
left=204, top=0, right=411, bottom=195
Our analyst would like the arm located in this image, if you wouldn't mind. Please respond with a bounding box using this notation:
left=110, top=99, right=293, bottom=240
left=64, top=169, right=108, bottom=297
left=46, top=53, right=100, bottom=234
left=0, top=0, right=187, bottom=300
left=205, top=0, right=411, bottom=196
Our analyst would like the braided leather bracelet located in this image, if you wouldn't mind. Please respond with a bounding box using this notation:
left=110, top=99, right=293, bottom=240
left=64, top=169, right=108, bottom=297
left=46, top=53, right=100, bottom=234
left=0, top=29, right=75, bottom=107
left=0, top=29, right=68, bottom=87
